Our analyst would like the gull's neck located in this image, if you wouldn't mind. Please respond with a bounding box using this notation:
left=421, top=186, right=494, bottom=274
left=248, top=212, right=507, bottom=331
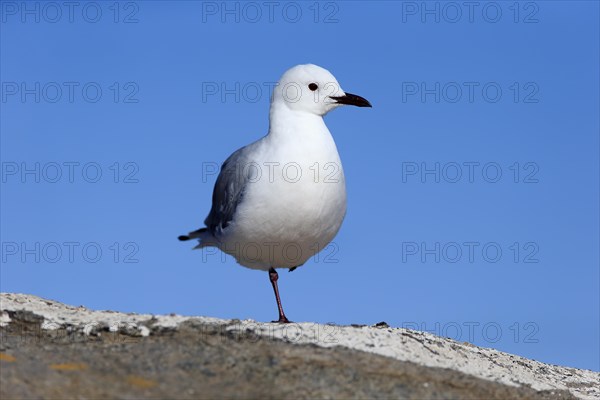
left=267, top=102, right=329, bottom=142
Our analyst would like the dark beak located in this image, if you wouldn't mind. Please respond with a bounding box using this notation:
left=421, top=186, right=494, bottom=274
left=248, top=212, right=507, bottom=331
left=331, top=92, right=372, bottom=108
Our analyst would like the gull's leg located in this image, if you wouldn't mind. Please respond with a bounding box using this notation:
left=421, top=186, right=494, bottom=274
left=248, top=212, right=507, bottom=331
left=269, top=267, right=291, bottom=323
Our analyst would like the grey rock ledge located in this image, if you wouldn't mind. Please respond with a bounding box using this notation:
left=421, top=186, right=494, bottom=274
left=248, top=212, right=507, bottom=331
left=1, top=293, right=598, bottom=399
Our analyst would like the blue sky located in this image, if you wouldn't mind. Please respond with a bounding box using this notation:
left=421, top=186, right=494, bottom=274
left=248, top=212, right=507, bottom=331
left=1, top=1, right=598, bottom=371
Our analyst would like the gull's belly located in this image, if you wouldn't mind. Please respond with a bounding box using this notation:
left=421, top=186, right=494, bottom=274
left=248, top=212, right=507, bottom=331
left=221, top=164, right=347, bottom=270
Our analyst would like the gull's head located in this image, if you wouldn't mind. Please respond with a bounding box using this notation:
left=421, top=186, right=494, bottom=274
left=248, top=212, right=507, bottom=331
left=271, top=64, right=371, bottom=116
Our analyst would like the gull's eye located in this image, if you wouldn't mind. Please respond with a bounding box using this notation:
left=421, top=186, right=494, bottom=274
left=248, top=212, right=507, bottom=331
left=308, top=83, right=318, bottom=91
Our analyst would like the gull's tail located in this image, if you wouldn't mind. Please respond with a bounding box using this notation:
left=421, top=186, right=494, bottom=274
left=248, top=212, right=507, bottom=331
left=178, top=228, right=216, bottom=249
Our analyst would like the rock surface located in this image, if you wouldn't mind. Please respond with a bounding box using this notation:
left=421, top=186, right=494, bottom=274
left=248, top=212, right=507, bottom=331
left=1, top=293, right=598, bottom=400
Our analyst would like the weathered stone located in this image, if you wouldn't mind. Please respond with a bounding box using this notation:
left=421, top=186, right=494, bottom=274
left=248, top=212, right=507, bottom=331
left=1, top=293, right=597, bottom=400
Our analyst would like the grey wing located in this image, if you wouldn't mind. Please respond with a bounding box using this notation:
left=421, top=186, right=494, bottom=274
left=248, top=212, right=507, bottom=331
left=204, top=146, right=251, bottom=236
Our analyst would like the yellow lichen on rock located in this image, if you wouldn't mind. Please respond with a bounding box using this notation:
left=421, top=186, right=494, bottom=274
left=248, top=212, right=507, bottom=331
left=49, top=363, right=87, bottom=371
left=0, top=353, right=16, bottom=362
left=127, top=375, right=158, bottom=388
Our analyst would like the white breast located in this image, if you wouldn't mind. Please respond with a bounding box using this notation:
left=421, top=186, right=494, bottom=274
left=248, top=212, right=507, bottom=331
left=220, top=123, right=347, bottom=270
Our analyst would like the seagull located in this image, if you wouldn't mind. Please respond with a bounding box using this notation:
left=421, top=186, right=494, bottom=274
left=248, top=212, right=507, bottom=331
left=179, top=64, right=371, bottom=322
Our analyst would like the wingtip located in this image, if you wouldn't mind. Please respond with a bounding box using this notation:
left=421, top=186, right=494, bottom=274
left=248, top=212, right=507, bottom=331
left=178, top=235, right=190, bottom=241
